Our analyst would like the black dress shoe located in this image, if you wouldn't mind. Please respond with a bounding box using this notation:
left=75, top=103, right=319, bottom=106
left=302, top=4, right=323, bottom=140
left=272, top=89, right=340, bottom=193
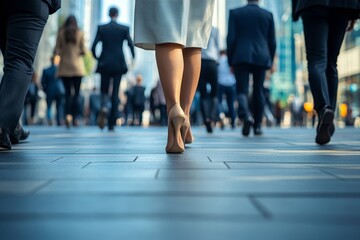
left=0, top=128, right=11, bottom=150
left=205, top=120, right=213, bottom=133
left=97, top=108, right=108, bottom=130
left=329, top=122, right=335, bottom=137
left=254, top=127, right=263, bottom=136
left=242, top=118, right=253, bottom=136
left=316, top=107, right=334, bottom=145
left=9, top=123, right=30, bottom=144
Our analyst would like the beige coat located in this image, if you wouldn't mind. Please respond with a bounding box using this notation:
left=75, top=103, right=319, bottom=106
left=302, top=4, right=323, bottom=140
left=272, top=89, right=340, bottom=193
left=55, top=29, right=86, bottom=77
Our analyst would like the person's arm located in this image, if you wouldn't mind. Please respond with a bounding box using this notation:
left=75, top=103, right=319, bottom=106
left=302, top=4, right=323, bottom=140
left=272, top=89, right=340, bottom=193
left=126, top=27, right=135, bottom=59
left=41, top=69, right=47, bottom=91
left=226, top=10, right=236, bottom=68
left=54, top=30, right=62, bottom=56
left=79, top=31, right=86, bottom=56
left=215, top=28, right=220, bottom=62
left=268, top=13, right=277, bottom=66
left=91, top=27, right=100, bottom=59
left=347, top=19, right=358, bottom=32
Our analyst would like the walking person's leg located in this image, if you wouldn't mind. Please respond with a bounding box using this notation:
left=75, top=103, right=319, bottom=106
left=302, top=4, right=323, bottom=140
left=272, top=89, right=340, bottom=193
left=0, top=0, right=48, bottom=149
left=251, top=66, right=267, bottom=135
left=72, top=76, right=82, bottom=126
left=155, top=43, right=186, bottom=153
left=62, top=77, right=72, bottom=127
left=180, top=47, right=202, bottom=143
left=301, top=7, right=334, bottom=144
left=226, top=85, right=236, bottom=129
left=98, top=73, right=111, bottom=129
left=234, top=64, right=252, bottom=136
left=326, top=10, right=350, bottom=136
left=108, top=74, right=122, bottom=131
left=198, top=59, right=212, bottom=133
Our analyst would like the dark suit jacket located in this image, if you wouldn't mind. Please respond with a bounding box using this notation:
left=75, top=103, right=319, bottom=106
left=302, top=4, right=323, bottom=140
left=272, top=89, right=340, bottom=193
left=227, top=4, right=276, bottom=69
left=292, top=0, right=360, bottom=21
left=41, top=64, right=64, bottom=98
left=41, top=0, right=61, bottom=14
left=91, top=21, right=135, bottom=75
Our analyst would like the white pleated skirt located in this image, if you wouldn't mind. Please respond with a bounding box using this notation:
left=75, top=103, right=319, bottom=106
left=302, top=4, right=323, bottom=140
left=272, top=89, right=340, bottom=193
left=134, top=0, right=215, bottom=50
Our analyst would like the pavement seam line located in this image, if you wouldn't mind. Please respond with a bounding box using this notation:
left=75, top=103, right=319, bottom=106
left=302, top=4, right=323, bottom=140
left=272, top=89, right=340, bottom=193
left=248, top=195, right=272, bottom=220
left=223, top=162, right=231, bottom=169
left=155, top=169, right=160, bottom=179
left=82, top=162, right=92, bottom=169
left=319, top=169, right=345, bottom=181
left=28, top=179, right=55, bottom=196
left=51, top=157, right=63, bottom=163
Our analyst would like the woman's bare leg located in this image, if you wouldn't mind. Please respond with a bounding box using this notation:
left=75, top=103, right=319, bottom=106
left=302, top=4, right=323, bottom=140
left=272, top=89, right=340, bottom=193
left=155, top=43, right=186, bottom=153
left=155, top=43, right=184, bottom=112
left=180, top=48, right=202, bottom=115
left=180, top=47, right=201, bottom=143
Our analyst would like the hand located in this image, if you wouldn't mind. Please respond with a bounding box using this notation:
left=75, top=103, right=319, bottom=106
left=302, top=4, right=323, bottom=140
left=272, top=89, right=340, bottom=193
left=347, top=19, right=357, bottom=32
left=270, top=64, right=276, bottom=74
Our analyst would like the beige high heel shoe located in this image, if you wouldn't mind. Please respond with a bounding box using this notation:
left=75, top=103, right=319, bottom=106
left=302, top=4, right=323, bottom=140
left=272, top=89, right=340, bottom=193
left=166, top=103, right=186, bottom=153
left=181, top=115, right=194, bottom=144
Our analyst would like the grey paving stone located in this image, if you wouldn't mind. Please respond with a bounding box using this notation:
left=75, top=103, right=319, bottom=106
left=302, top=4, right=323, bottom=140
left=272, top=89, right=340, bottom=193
left=157, top=169, right=333, bottom=180
left=0, top=126, right=359, bottom=239
left=0, top=180, right=49, bottom=195
left=0, top=195, right=259, bottom=216
left=54, top=154, right=137, bottom=163
left=0, top=169, right=157, bottom=180
left=1, top=219, right=359, bottom=240
left=37, top=179, right=360, bottom=195
left=258, top=197, right=360, bottom=217
left=85, top=162, right=227, bottom=170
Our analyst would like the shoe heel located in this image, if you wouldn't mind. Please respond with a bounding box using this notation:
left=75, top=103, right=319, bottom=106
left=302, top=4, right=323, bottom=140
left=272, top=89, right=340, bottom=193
left=166, top=103, right=185, bottom=153
left=166, top=116, right=185, bottom=153
left=180, top=125, right=189, bottom=143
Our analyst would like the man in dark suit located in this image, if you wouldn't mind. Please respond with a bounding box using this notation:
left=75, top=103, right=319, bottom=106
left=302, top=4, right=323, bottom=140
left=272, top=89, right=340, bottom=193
left=91, top=7, right=135, bottom=131
left=227, top=0, right=276, bottom=137
left=0, top=0, right=61, bottom=150
left=292, top=0, right=360, bottom=145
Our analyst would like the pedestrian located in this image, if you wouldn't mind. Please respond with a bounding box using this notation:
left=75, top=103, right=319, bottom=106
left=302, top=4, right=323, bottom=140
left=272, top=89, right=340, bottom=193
left=23, top=72, right=40, bottom=125
left=134, top=0, right=215, bottom=153
left=292, top=0, right=360, bottom=145
left=41, top=56, right=65, bottom=126
left=91, top=7, right=135, bottom=131
left=217, top=50, right=237, bottom=129
left=150, top=80, right=167, bottom=126
left=198, top=26, right=220, bottom=133
left=227, top=0, right=276, bottom=136
left=131, top=75, right=146, bottom=126
left=55, top=15, right=86, bottom=128
left=0, top=0, right=61, bottom=150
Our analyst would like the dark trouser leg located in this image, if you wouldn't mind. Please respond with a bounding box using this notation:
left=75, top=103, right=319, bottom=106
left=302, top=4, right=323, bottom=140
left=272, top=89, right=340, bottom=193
left=252, top=67, right=266, bottom=128
left=327, top=10, right=349, bottom=111
left=109, top=73, right=122, bottom=128
left=225, top=85, right=236, bottom=127
left=46, top=97, right=54, bottom=122
left=301, top=7, right=330, bottom=112
left=0, top=1, right=48, bottom=133
left=100, top=73, right=111, bottom=109
left=55, top=95, right=64, bottom=126
left=62, top=78, right=72, bottom=116
left=72, top=76, right=82, bottom=120
left=234, top=64, right=251, bottom=120
left=198, top=61, right=208, bottom=124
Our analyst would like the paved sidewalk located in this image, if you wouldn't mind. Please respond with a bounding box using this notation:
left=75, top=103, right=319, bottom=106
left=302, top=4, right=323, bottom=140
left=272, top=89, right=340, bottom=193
left=0, top=126, right=359, bottom=240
